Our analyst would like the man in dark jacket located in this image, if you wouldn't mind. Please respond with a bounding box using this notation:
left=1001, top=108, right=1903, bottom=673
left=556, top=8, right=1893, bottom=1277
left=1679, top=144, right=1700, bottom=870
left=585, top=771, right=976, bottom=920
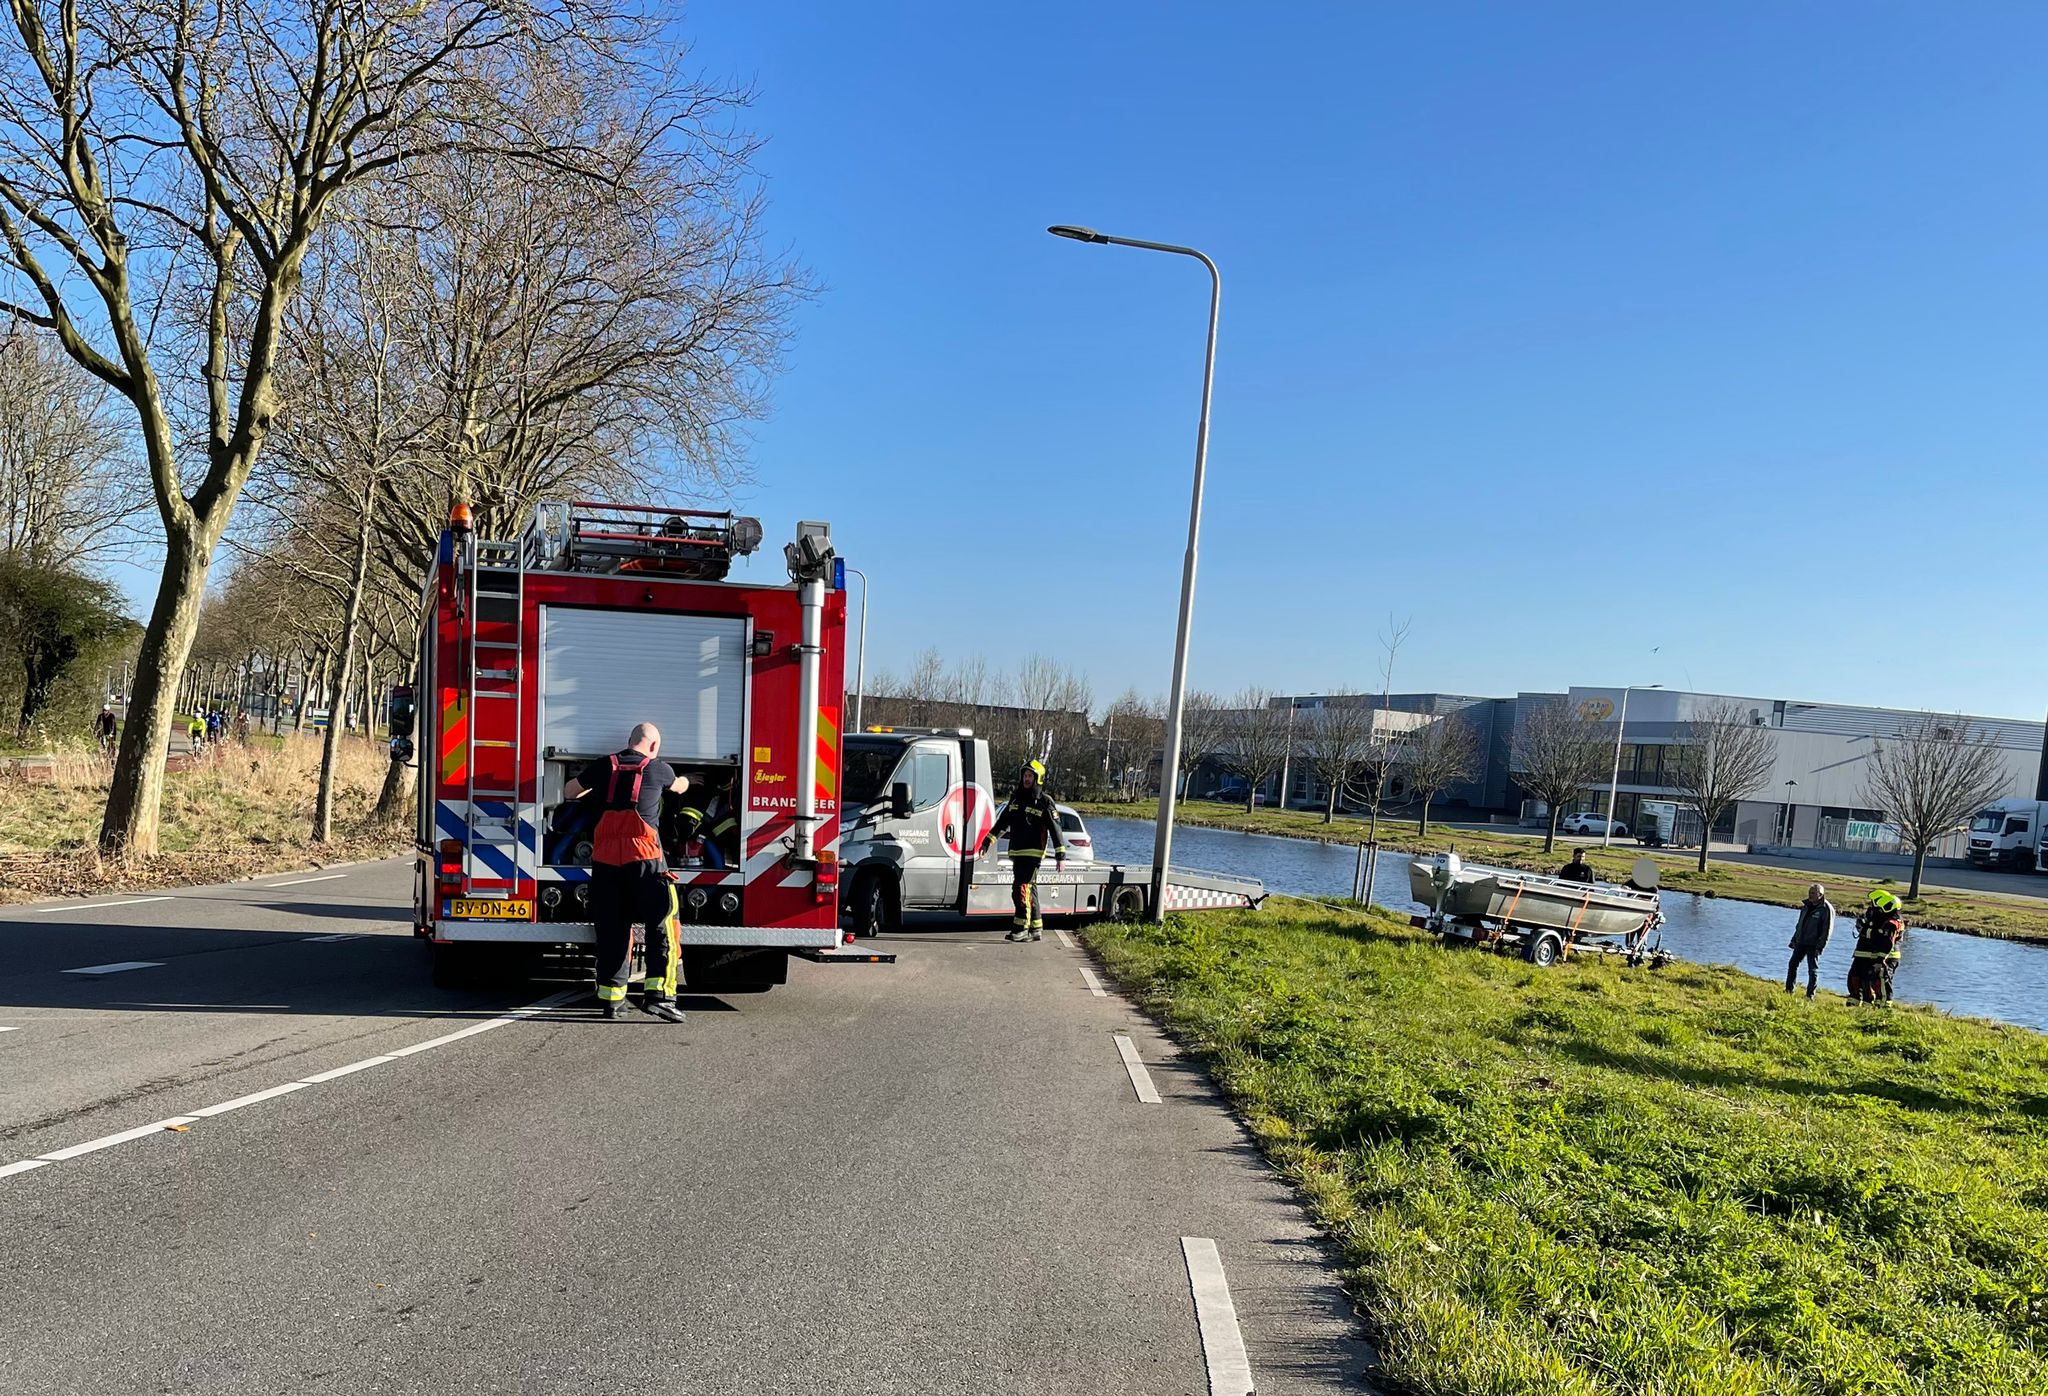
left=1557, top=849, right=1596, bottom=884
left=979, top=760, right=1065, bottom=942
left=563, top=722, right=691, bottom=1022
left=1785, top=882, right=1834, bottom=999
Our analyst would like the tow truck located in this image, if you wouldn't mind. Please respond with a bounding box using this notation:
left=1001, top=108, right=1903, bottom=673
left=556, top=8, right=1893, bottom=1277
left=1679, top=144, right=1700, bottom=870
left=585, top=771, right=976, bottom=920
left=836, top=726, right=1265, bottom=935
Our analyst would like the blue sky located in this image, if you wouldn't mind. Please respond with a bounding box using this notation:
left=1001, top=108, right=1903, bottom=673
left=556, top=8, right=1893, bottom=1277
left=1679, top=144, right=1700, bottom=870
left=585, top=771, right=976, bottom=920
left=135, top=3, right=2048, bottom=719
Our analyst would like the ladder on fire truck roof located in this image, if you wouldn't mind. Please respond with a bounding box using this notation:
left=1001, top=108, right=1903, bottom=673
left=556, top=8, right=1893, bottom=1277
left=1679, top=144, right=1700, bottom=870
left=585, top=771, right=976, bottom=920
left=461, top=529, right=534, bottom=898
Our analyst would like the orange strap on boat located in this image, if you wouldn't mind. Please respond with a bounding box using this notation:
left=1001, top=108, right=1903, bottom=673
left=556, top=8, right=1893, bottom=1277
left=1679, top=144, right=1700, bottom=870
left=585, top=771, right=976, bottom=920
left=1569, top=889, right=1592, bottom=932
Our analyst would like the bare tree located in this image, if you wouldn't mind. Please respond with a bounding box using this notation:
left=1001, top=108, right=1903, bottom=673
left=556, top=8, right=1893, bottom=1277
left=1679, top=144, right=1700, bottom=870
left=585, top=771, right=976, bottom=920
left=0, top=327, right=138, bottom=564
left=1218, top=687, right=1288, bottom=812
left=0, top=0, right=687, bottom=855
left=1512, top=700, right=1613, bottom=852
left=1403, top=714, right=1479, bottom=834
left=1667, top=698, right=1778, bottom=872
left=1300, top=700, right=1376, bottom=824
left=1175, top=690, right=1231, bottom=799
left=1862, top=712, right=2014, bottom=900
left=1101, top=689, right=1163, bottom=801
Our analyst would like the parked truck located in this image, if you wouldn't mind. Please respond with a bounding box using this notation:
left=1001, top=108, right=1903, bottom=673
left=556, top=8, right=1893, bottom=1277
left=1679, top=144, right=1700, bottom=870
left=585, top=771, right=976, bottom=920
left=1964, top=797, right=2048, bottom=871
left=413, top=499, right=884, bottom=992
left=836, top=726, right=1265, bottom=935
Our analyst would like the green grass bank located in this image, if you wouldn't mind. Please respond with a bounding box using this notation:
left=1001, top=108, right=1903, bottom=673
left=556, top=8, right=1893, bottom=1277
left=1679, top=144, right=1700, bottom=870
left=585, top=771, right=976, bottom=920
left=1088, top=901, right=2048, bottom=1396
left=1073, top=798, right=2048, bottom=947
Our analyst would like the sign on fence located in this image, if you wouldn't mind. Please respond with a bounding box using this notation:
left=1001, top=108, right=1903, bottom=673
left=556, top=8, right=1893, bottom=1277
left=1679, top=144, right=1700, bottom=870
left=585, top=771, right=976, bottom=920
left=1845, top=820, right=1900, bottom=843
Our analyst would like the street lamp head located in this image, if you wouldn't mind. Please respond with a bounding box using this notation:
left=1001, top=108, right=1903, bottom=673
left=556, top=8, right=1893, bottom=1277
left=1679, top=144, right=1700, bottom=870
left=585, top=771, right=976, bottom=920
left=1048, top=224, right=1108, bottom=244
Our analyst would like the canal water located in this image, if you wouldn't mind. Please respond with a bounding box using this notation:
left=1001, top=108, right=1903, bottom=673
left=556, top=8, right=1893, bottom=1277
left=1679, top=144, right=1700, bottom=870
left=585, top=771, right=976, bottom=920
left=1088, top=816, right=2048, bottom=1034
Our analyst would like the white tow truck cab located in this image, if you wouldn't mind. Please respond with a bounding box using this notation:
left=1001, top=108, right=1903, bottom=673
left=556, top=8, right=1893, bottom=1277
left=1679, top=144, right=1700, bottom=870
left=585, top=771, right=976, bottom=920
left=1967, top=797, right=2046, bottom=871
left=836, top=726, right=1263, bottom=936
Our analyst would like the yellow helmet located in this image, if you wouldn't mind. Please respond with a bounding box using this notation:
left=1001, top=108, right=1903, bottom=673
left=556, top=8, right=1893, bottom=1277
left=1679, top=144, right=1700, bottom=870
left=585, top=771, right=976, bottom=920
left=1868, top=889, right=1902, bottom=912
left=1025, top=760, right=1046, bottom=782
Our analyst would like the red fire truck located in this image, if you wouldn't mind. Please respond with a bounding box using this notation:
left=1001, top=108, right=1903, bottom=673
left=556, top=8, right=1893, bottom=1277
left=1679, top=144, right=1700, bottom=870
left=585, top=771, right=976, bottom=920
left=414, top=500, right=887, bottom=992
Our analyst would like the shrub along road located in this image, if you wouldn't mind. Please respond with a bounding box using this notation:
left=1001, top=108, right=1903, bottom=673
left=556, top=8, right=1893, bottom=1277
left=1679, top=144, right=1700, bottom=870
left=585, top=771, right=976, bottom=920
left=0, top=861, right=1371, bottom=1395
left=1089, top=899, right=2048, bottom=1396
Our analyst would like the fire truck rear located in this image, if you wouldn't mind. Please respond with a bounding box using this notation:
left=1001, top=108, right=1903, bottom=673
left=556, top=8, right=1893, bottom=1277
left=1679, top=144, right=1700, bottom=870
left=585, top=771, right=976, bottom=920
left=413, top=500, right=885, bottom=992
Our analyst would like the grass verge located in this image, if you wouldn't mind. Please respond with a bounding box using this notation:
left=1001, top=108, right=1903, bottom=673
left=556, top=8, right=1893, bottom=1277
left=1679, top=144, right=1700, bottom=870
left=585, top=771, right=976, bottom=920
left=0, top=735, right=408, bottom=902
left=1088, top=900, right=2048, bottom=1395
left=1073, top=798, right=2048, bottom=946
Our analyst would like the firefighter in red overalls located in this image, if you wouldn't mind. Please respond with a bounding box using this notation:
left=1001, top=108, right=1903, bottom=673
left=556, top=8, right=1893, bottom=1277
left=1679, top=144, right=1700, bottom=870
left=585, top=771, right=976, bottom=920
left=563, top=722, right=690, bottom=1022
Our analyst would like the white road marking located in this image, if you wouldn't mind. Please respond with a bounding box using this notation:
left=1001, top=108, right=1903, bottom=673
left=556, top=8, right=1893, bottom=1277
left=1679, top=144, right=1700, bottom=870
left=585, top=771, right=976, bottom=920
left=0, top=1025, right=19, bottom=1033
left=189, top=1082, right=311, bottom=1118
left=305, top=933, right=359, bottom=943
left=1114, top=1033, right=1162, bottom=1104
left=1054, top=928, right=1076, bottom=949
left=298, top=1055, right=395, bottom=1084
left=24, top=896, right=173, bottom=915
left=384, top=1018, right=511, bottom=1057
left=39, top=1116, right=198, bottom=1162
left=62, top=961, right=163, bottom=976
left=1080, top=966, right=1108, bottom=998
left=1180, top=1237, right=1254, bottom=1396
left=1, top=988, right=585, bottom=1185
left=266, top=874, right=346, bottom=888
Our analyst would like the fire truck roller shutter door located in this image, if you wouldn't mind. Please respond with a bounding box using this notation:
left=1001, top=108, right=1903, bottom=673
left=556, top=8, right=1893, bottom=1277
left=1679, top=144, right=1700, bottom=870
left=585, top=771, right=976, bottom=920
left=539, top=607, right=746, bottom=765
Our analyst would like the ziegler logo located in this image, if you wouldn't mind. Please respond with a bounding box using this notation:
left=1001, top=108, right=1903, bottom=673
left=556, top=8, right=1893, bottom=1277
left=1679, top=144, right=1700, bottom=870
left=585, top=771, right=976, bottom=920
left=754, top=769, right=787, bottom=784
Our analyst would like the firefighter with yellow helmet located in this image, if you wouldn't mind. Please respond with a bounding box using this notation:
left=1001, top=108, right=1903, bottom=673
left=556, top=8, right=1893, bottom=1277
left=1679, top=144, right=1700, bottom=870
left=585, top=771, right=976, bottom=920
left=979, top=759, right=1066, bottom=941
left=1847, top=888, right=1906, bottom=1004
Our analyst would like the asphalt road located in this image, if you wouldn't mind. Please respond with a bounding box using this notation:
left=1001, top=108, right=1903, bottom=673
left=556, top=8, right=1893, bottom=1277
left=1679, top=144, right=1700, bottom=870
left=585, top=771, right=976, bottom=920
left=0, top=859, right=1374, bottom=1394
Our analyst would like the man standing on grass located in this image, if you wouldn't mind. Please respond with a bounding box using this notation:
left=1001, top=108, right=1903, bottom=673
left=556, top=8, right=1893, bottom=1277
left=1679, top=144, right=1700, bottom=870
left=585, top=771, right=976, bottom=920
left=1785, top=883, right=1834, bottom=999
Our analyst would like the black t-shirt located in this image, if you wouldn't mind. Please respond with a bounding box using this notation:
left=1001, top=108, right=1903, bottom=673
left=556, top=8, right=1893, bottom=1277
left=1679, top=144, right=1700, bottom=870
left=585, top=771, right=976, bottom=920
left=575, top=751, right=675, bottom=827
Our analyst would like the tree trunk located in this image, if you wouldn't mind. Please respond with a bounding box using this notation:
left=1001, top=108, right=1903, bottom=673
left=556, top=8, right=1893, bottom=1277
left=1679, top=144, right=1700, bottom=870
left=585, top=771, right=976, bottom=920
left=314, top=495, right=375, bottom=843
left=100, top=525, right=213, bottom=857
left=1545, top=807, right=1560, bottom=854
left=1323, top=784, right=1336, bottom=824
left=1696, top=824, right=1710, bottom=873
left=373, top=756, right=414, bottom=824
left=1909, top=845, right=1928, bottom=902
left=1417, top=796, right=1431, bottom=835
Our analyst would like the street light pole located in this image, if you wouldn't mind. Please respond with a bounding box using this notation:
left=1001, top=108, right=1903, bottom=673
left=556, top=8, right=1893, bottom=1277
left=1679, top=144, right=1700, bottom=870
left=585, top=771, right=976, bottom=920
left=1048, top=224, right=1220, bottom=923
left=846, top=566, right=869, bottom=733
left=1603, top=684, right=1663, bottom=848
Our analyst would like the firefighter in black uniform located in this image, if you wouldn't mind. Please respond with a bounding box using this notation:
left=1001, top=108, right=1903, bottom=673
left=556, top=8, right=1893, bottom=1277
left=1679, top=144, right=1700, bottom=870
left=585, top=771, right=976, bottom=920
left=979, top=760, right=1065, bottom=941
left=563, top=722, right=690, bottom=1022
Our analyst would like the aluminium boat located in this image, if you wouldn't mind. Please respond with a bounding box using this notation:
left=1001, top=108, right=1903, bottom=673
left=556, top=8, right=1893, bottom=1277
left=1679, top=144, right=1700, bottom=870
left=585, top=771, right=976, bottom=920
left=1408, top=851, right=1660, bottom=940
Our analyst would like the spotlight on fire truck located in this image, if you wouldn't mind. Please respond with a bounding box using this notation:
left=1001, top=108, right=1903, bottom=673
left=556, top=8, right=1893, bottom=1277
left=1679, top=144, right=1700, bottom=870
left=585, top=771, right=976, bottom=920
left=784, top=520, right=834, bottom=583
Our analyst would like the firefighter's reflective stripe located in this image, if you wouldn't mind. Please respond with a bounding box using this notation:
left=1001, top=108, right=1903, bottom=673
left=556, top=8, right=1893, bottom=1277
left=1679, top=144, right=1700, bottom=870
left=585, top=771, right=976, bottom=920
left=644, top=886, right=682, bottom=1001
left=597, top=982, right=626, bottom=1003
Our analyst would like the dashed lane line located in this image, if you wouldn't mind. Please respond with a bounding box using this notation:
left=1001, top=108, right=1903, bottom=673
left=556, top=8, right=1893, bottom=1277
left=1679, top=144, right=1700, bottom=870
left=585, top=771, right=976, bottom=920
left=1054, top=927, right=1076, bottom=949
left=62, top=961, right=163, bottom=976
left=1180, top=1237, right=1254, bottom=1396
left=1080, top=966, right=1108, bottom=998
left=1114, top=1033, right=1162, bottom=1105
left=265, top=874, right=346, bottom=888
left=2, top=988, right=582, bottom=1184
left=305, top=934, right=360, bottom=943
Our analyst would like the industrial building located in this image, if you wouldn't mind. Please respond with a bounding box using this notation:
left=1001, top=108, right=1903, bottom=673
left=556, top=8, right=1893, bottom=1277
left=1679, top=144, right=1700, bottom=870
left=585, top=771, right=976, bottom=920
left=1523, top=687, right=2044, bottom=852
left=1243, top=685, right=2043, bottom=855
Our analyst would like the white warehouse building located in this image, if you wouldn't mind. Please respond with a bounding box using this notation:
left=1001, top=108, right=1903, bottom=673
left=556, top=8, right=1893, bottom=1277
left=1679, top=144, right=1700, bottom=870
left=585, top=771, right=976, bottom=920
left=1522, top=687, right=2045, bottom=852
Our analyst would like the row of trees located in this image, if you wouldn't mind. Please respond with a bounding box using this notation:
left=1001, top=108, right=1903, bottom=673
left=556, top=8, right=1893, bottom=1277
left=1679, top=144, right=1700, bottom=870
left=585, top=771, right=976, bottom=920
left=0, top=0, right=805, bottom=852
left=1514, top=695, right=2011, bottom=896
